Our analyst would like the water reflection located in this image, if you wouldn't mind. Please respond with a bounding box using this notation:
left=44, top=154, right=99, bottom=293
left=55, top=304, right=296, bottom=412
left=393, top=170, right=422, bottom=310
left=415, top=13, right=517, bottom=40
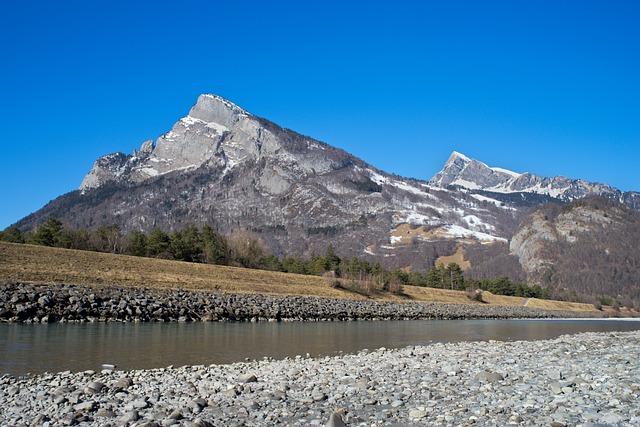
left=1, top=319, right=638, bottom=376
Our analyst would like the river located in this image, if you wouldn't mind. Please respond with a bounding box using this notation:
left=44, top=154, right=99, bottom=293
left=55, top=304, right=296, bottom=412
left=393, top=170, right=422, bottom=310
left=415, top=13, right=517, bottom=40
left=1, top=319, right=639, bottom=376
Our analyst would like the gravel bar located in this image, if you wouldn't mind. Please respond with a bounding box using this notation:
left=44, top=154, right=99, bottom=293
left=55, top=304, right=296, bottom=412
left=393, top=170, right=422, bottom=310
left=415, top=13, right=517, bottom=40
left=1, top=331, right=638, bottom=426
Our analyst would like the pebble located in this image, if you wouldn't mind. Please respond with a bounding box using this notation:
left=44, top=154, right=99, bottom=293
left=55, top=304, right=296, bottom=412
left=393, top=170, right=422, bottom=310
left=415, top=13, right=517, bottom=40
left=474, top=370, right=504, bottom=382
left=238, top=373, right=258, bottom=383
left=86, top=381, right=105, bottom=393
left=114, top=377, right=133, bottom=389
left=73, top=401, right=95, bottom=412
left=121, top=410, right=139, bottom=423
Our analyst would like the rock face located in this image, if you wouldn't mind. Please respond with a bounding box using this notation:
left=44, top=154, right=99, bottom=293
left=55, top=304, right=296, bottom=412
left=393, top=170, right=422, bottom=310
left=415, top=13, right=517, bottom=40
left=80, top=94, right=310, bottom=193
left=510, top=198, right=640, bottom=303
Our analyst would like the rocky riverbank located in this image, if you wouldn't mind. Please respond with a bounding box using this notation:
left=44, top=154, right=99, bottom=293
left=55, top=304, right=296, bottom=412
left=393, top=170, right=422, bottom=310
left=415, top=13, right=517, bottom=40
left=1, top=331, right=638, bottom=426
left=0, top=282, right=605, bottom=323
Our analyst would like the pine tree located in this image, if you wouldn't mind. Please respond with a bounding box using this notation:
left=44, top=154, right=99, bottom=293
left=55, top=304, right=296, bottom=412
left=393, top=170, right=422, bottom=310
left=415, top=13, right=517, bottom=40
left=170, top=225, right=202, bottom=262
left=146, top=228, right=171, bottom=258
left=325, top=245, right=341, bottom=274
left=426, top=267, right=442, bottom=288
left=308, top=255, right=329, bottom=275
left=446, top=263, right=464, bottom=290
left=259, top=255, right=283, bottom=271
left=201, top=225, right=229, bottom=265
left=0, top=227, right=25, bottom=243
left=127, top=231, right=148, bottom=257
left=32, top=218, right=64, bottom=247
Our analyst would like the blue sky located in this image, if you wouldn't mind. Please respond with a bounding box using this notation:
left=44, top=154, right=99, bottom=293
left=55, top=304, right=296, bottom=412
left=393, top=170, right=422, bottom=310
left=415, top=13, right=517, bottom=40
left=1, top=0, right=639, bottom=229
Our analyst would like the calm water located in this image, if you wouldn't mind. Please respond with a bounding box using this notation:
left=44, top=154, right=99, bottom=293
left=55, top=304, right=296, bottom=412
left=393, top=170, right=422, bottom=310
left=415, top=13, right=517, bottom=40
left=1, top=319, right=639, bottom=376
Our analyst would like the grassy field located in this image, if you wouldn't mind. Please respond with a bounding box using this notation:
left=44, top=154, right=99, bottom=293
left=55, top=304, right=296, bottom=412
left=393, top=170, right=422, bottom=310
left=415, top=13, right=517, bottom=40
left=0, top=241, right=602, bottom=312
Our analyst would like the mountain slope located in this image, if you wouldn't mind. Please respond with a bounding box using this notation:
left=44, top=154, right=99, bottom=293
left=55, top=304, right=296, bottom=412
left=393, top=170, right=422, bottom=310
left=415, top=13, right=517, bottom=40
left=509, top=197, right=640, bottom=304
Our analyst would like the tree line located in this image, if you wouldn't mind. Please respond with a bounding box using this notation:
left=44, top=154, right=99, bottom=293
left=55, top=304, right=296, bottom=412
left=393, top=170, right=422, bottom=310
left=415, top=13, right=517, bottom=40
left=1, top=219, right=552, bottom=300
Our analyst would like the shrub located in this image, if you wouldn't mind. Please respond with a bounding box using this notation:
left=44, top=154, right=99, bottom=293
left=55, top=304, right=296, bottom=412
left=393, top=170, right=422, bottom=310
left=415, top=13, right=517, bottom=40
left=612, top=300, right=621, bottom=312
left=387, top=279, right=404, bottom=295
left=337, top=279, right=375, bottom=297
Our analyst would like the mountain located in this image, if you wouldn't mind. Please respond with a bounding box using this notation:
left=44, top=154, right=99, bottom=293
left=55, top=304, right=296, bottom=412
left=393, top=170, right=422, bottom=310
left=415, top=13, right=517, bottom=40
left=430, top=151, right=640, bottom=209
left=15, top=94, right=519, bottom=270
left=11, top=94, right=640, bottom=304
left=510, top=197, right=640, bottom=305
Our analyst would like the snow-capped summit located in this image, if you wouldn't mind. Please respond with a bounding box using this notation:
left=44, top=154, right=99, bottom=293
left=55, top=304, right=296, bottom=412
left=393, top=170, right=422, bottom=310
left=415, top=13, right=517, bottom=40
left=430, top=151, right=521, bottom=190
left=447, top=150, right=471, bottom=163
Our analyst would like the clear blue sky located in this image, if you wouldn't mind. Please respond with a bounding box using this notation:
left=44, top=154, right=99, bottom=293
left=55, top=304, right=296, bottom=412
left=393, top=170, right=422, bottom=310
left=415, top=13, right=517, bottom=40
left=1, top=0, right=639, bottom=229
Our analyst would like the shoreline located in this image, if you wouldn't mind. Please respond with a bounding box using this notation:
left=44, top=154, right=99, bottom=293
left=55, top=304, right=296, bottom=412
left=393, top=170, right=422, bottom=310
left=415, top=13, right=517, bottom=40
left=1, top=330, right=638, bottom=426
left=0, top=282, right=614, bottom=324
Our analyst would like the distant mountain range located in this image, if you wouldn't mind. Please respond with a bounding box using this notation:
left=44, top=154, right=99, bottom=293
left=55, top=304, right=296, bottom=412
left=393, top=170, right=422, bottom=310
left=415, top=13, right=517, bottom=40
left=12, top=94, right=640, bottom=304
left=431, top=151, right=640, bottom=209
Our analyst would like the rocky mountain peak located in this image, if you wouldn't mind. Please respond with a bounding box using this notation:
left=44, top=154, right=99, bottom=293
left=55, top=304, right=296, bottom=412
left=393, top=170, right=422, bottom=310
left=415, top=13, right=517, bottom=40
left=188, top=94, right=251, bottom=128
left=446, top=150, right=472, bottom=165
left=429, top=151, right=639, bottom=207
left=79, top=94, right=269, bottom=192
left=430, top=151, right=517, bottom=189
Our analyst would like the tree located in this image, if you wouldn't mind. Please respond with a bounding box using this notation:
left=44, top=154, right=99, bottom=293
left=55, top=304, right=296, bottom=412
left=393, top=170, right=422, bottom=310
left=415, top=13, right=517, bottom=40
left=371, top=262, right=386, bottom=287
left=446, top=263, right=464, bottom=290
left=259, top=255, right=283, bottom=271
left=282, top=257, right=307, bottom=274
left=201, top=225, right=230, bottom=265
left=170, top=225, right=202, bottom=262
left=228, top=230, right=267, bottom=268
left=63, top=228, right=92, bottom=250
left=127, top=231, right=148, bottom=257
left=0, top=227, right=25, bottom=243
left=325, top=245, right=341, bottom=274
left=54, top=228, right=74, bottom=249
left=146, top=228, right=171, bottom=258
left=308, top=255, right=329, bottom=275
left=92, top=225, right=123, bottom=253
left=32, top=218, right=64, bottom=247
left=426, top=266, right=444, bottom=288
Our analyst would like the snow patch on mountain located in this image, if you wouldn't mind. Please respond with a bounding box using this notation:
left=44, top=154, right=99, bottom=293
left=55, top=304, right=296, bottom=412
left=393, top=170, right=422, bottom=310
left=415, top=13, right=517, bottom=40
left=490, top=167, right=522, bottom=178
left=443, top=224, right=507, bottom=243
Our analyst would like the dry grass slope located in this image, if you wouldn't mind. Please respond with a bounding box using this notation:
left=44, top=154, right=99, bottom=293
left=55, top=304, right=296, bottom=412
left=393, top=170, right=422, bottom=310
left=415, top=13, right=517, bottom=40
left=435, top=246, right=472, bottom=270
left=0, top=242, right=599, bottom=312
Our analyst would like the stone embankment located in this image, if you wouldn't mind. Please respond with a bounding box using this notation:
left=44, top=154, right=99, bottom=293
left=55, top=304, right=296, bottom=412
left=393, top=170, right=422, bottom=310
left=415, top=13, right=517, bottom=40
left=1, top=331, right=638, bottom=426
left=0, top=282, right=604, bottom=323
